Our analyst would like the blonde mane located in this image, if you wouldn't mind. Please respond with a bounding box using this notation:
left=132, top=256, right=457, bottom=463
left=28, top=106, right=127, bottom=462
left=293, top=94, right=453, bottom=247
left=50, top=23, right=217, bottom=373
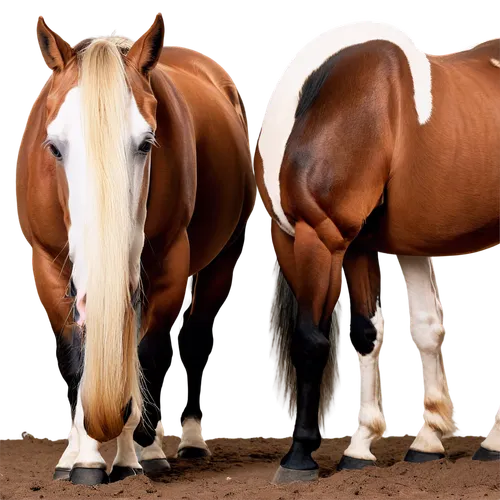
left=79, top=38, right=142, bottom=441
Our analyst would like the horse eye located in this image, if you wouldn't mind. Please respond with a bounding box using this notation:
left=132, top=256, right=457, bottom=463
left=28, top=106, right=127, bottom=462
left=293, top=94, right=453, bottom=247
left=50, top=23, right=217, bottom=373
left=138, top=141, right=153, bottom=155
left=48, top=143, right=62, bottom=160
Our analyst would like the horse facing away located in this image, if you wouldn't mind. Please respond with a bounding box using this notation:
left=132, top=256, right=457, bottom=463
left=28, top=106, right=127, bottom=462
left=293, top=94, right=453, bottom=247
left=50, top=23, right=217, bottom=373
left=17, top=15, right=255, bottom=485
left=255, top=23, right=500, bottom=483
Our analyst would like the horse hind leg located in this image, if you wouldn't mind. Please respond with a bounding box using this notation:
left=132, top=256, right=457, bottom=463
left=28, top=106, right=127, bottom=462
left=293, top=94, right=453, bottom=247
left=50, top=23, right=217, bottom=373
left=474, top=407, right=500, bottom=461
left=398, top=256, right=456, bottom=462
left=339, top=248, right=386, bottom=470
left=177, top=226, right=247, bottom=459
left=271, top=220, right=344, bottom=483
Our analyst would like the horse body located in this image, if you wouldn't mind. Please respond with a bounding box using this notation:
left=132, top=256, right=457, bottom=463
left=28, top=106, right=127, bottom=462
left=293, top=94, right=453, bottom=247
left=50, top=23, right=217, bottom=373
left=255, top=24, right=499, bottom=482
left=17, top=16, right=254, bottom=484
left=155, top=48, right=254, bottom=273
left=363, top=41, right=500, bottom=256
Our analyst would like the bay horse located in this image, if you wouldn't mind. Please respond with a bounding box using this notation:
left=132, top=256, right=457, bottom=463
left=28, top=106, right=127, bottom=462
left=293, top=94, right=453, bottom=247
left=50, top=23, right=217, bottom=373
left=17, top=15, right=255, bottom=485
left=254, top=23, right=500, bottom=483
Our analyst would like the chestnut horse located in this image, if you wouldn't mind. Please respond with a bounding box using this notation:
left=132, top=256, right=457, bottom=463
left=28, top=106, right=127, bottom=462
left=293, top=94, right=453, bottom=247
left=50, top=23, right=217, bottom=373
left=255, top=23, right=499, bottom=483
left=17, top=15, right=255, bottom=485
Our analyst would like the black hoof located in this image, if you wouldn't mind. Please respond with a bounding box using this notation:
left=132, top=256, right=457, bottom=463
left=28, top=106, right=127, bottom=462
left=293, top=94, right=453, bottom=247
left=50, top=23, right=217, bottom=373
left=140, top=458, right=171, bottom=477
left=53, top=467, right=71, bottom=481
left=272, top=465, right=319, bottom=484
left=404, top=449, right=445, bottom=463
left=472, top=446, right=500, bottom=461
left=109, top=466, right=143, bottom=483
left=177, top=446, right=211, bottom=459
left=337, top=455, right=375, bottom=471
left=70, top=467, right=108, bottom=485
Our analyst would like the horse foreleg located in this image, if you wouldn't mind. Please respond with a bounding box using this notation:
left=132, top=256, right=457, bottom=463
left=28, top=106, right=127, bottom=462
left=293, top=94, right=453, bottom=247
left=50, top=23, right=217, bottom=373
left=272, top=220, right=344, bottom=483
left=133, top=230, right=190, bottom=476
left=109, top=402, right=143, bottom=482
left=473, top=407, right=500, bottom=460
left=177, top=227, right=247, bottom=459
left=134, top=421, right=170, bottom=474
left=398, top=255, right=456, bottom=462
left=54, top=425, right=79, bottom=480
left=339, top=248, right=385, bottom=470
left=69, top=389, right=108, bottom=484
left=31, top=248, right=90, bottom=482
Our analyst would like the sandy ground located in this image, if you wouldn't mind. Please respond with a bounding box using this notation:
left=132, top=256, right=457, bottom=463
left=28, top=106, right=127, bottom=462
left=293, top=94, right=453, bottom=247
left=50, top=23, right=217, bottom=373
left=0, top=434, right=499, bottom=500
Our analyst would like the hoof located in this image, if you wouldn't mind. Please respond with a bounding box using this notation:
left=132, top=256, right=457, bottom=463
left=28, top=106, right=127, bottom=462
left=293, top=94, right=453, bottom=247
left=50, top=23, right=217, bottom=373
left=177, top=446, right=211, bottom=459
left=472, top=446, right=500, bottom=461
left=337, top=455, right=375, bottom=471
left=109, top=465, right=143, bottom=483
left=140, top=458, right=171, bottom=478
left=404, top=449, right=445, bottom=463
left=53, top=467, right=71, bottom=481
left=272, top=465, right=319, bottom=484
left=70, top=467, right=108, bottom=485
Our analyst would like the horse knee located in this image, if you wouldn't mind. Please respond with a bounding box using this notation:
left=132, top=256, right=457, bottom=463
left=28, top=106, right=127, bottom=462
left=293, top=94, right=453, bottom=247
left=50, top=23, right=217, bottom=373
left=411, top=313, right=445, bottom=352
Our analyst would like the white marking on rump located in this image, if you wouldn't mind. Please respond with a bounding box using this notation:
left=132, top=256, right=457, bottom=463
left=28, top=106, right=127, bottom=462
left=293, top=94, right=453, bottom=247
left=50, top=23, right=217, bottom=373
left=258, top=22, right=432, bottom=236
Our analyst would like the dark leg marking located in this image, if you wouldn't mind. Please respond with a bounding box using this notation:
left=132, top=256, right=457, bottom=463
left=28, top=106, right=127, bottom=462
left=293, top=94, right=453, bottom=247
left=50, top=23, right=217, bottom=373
left=350, top=313, right=377, bottom=356
left=133, top=328, right=173, bottom=447
left=277, top=315, right=329, bottom=480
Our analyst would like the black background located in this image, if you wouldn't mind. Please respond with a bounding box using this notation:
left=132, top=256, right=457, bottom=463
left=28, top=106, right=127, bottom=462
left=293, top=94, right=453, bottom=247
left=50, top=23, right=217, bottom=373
left=0, top=6, right=500, bottom=436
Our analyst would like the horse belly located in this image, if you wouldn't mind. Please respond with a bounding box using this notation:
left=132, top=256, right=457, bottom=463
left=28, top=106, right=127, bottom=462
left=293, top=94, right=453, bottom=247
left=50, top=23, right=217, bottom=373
left=186, top=134, right=253, bottom=275
left=359, top=161, right=500, bottom=256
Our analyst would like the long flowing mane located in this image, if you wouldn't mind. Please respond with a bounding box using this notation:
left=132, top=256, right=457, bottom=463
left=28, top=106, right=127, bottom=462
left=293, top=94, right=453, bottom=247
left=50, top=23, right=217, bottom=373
left=79, top=37, right=142, bottom=441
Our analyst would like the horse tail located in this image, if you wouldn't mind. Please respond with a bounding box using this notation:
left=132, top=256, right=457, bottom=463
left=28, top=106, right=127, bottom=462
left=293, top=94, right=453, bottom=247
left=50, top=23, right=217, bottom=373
left=271, top=266, right=339, bottom=424
left=79, top=39, right=142, bottom=442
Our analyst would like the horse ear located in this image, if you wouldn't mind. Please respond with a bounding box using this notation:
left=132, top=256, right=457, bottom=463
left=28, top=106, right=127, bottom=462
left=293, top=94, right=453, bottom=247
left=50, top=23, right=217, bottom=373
left=127, top=14, right=164, bottom=75
left=37, top=17, right=74, bottom=71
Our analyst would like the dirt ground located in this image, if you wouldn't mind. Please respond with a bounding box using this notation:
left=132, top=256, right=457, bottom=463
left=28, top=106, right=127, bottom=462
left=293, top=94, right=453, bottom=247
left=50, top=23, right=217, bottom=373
left=0, top=434, right=498, bottom=500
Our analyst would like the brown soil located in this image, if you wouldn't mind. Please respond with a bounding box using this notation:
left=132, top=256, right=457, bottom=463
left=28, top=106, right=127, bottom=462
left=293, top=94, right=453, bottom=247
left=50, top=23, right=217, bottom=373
left=0, top=435, right=498, bottom=500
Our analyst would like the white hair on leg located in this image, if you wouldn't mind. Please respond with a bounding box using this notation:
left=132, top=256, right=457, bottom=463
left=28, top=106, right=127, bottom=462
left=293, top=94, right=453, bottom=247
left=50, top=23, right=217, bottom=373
left=53, top=423, right=80, bottom=481
left=136, top=421, right=168, bottom=461
left=482, top=407, right=500, bottom=452
left=178, top=418, right=211, bottom=456
left=344, top=305, right=386, bottom=461
left=112, top=403, right=142, bottom=470
left=398, top=255, right=456, bottom=454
